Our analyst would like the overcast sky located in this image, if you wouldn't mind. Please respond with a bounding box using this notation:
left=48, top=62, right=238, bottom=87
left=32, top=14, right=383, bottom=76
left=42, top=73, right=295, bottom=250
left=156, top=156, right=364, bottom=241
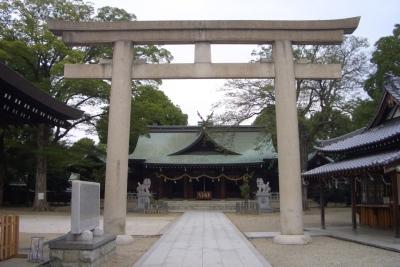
left=68, top=0, right=400, bottom=142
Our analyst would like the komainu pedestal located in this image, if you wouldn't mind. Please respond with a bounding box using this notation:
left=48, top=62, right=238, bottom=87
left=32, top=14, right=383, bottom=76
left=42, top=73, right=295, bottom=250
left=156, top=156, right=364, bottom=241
left=256, top=178, right=273, bottom=213
left=137, top=178, right=151, bottom=210
left=256, top=192, right=273, bottom=213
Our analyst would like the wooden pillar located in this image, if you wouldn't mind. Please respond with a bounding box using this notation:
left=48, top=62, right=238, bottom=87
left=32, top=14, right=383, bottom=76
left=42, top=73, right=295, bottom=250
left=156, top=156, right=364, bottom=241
left=351, top=177, right=357, bottom=230
left=319, top=178, right=325, bottom=229
left=184, top=178, right=189, bottom=199
left=159, top=178, right=164, bottom=199
left=392, top=172, right=399, bottom=238
left=220, top=178, right=226, bottom=199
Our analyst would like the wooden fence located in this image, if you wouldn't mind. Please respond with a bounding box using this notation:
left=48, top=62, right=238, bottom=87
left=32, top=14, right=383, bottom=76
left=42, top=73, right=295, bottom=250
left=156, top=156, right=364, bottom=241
left=0, top=215, right=19, bottom=261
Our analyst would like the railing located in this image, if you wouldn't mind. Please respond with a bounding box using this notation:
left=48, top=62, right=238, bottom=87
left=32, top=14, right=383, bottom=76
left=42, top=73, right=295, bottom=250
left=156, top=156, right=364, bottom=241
left=236, top=201, right=259, bottom=214
left=0, top=215, right=19, bottom=261
left=144, top=201, right=169, bottom=214
left=127, top=192, right=137, bottom=200
left=270, top=192, right=280, bottom=201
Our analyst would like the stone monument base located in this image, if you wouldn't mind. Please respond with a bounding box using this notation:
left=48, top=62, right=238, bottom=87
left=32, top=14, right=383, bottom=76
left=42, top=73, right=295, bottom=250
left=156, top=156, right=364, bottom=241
left=49, top=233, right=116, bottom=267
left=273, top=234, right=311, bottom=245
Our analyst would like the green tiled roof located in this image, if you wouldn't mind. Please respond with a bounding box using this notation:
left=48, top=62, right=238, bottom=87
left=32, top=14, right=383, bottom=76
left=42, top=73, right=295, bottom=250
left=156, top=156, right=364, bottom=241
left=129, top=126, right=276, bottom=165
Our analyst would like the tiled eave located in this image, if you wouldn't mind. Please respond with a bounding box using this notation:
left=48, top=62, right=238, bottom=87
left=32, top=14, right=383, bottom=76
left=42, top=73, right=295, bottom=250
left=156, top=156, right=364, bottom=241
left=302, top=150, right=400, bottom=178
left=0, top=63, right=83, bottom=127
left=315, top=119, right=400, bottom=155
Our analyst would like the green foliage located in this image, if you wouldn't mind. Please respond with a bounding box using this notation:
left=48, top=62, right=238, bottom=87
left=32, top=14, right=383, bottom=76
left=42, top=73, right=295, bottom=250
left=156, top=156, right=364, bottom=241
left=0, top=0, right=173, bottom=139
left=67, top=138, right=106, bottom=185
left=366, top=24, right=400, bottom=99
left=239, top=176, right=250, bottom=200
left=96, top=85, right=188, bottom=152
left=351, top=98, right=379, bottom=129
left=0, top=0, right=174, bottom=204
left=95, top=6, right=136, bottom=22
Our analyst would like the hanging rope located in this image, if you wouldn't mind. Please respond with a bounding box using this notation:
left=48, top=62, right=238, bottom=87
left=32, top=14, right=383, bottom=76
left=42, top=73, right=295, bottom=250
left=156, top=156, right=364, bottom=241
left=155, top=172, right=254, bottom=182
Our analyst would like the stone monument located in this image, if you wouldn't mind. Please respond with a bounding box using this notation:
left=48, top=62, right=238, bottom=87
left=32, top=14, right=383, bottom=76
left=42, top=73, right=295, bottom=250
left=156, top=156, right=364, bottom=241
left=256, top=178, right=273, bottom=212
left=49, top=181, right=116, bottom=267
left=137, top=178, right=151, bottom=210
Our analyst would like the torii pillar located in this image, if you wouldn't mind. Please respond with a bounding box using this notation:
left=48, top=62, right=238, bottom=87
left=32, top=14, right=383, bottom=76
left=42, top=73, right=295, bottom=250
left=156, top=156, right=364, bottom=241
left=103, top=40, right=134, bottom=242
left=273, top=40, right=310, bottom=244
left=48, top=17, right=360, bottom=245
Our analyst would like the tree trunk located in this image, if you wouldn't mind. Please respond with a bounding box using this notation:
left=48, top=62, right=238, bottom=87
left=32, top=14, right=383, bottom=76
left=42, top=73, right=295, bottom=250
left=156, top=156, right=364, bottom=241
left=0, top=129, right=5, bottom=207
left=33, top=124, right=49, bottom=211
left=299, top=134, right=309, bottom=210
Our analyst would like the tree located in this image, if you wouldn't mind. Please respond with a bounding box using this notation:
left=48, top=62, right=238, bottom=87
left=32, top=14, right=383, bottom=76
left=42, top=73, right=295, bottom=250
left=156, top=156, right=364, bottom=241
left=0, top=0, right=172, bottom=209
left=217, top=36, right=370, bottom=159
left=96, top=85, right=188, bottom=152
left=353, top=23, right=400, bottom=130
left=365, top=24, right=400, bottom=99
left=67, top=138, right=107, bottom=185
left=215, top=36, right=370, bottom=208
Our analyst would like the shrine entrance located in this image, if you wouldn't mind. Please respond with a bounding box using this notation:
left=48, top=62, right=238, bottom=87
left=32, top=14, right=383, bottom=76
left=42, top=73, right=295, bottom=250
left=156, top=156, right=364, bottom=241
left=49, top=17, right=360, bottom=244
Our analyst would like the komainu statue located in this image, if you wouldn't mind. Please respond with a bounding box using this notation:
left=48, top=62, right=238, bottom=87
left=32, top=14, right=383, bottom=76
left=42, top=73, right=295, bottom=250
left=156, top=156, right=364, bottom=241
left=256, top=178, right=271, bottom=194
left=137, top=178, right=151, bottom=194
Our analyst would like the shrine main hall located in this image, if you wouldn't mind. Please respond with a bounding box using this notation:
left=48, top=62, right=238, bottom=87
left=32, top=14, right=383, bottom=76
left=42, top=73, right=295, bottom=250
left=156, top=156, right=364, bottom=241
left=128, top=125, right=277, bottom=199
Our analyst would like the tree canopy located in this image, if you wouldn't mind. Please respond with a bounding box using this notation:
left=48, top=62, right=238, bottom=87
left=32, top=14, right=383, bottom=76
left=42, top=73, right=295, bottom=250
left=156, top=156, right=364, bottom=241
left=96, top=85, right=188, bottom=153
left=0, top=0, right=178, bottom=208
left=366, top=24, right=400, bottom=99
left=215, top=36, right=371, bottom=169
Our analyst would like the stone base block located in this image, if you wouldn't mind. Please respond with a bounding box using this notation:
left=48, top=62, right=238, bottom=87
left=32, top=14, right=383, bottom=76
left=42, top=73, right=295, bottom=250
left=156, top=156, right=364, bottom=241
left=116, top=235, right=134, bottom=245
left=49, top=233, right=116, bottom=267
left=273, top=234, right=312, bottom=245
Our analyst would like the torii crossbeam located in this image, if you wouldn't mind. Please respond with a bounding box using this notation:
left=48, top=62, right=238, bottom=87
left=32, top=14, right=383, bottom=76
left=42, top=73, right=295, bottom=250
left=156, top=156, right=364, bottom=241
left=49, top=17, right=359, bottom=245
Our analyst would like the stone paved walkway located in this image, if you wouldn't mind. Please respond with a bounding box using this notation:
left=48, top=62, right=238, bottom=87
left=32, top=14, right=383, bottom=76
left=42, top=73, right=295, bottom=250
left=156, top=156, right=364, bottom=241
left=133, top=211, right=271, bottom=267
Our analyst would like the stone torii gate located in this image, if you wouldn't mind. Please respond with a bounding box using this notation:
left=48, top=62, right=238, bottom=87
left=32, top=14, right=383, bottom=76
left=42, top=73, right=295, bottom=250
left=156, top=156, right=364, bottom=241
left=49, top=17, right=359, bottom=244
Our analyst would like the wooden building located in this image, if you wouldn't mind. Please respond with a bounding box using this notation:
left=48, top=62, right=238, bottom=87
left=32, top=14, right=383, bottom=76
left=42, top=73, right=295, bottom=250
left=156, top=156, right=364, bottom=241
left=0, top=62, right=82, bottom=127
left=0, top=62, right=83, bottom=205
left=303, top=75, right=400, bottom=237
left=129, top=125, right=277, bottom=199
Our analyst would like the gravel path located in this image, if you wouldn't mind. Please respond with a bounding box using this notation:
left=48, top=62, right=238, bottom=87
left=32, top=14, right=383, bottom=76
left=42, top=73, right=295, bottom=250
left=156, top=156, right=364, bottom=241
left=5, top=207, right=400, bottom=266
left=100, top=237, right=158, bottom=267
left=252, top=237, right=400, bottom=267
left=225, top=207, right=352, bottom=232
left=227, top=208, right=400, bottom=267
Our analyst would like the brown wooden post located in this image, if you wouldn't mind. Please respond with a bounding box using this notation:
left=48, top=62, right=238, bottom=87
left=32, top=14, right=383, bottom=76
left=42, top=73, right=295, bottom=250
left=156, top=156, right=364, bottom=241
left=220, top=177, right=226, bottom=199
left=351, top=177, right=357, bottom=230
left=320, top=178, right=326, bottom=229
left=392, top=172, right=399, bottom=238
left=187, top=178, right=193, bottom=199
left=184, top=178, right=188, bottom=199
left=159, top=178, right=164, bottom=199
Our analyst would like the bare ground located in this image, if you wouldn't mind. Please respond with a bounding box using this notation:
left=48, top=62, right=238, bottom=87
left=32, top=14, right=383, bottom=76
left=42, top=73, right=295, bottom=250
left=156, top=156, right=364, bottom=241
left=100, top=237, right=158, bottom=267
left=227, top=208, right=400, bottom=267
left=252, top=237, right=400, bottom=267
left=0, top=207, right=180, bottom=267
left=225, top=207, right=352, bottom=232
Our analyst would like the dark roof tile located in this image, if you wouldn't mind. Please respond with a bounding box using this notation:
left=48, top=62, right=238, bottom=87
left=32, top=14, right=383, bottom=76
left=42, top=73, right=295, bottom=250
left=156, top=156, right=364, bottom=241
left=303, top=149, right=400, bottom=177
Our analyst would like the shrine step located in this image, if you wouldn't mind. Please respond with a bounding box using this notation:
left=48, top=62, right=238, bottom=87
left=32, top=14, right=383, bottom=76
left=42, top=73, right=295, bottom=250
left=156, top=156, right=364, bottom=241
left=163, top=200, right=280, bottom=211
